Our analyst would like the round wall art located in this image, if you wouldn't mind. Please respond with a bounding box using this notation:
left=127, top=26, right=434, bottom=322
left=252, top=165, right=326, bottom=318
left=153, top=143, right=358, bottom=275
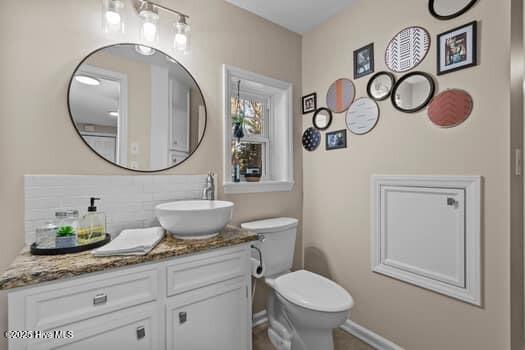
left=346, top=97, right=380, bottom=135
left=302, top=127, right=321, bottom=151
left=312, top=108, right=333, bottom=130
left=428, top=89, right=473, bottom=127
left=326, top=78, right=356, bottom=113
left=385, top=26, right=431, bottom=73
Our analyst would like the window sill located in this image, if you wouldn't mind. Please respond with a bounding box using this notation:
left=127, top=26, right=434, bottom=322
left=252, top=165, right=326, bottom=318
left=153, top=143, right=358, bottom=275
left=223, top=181, right=294, bottom=194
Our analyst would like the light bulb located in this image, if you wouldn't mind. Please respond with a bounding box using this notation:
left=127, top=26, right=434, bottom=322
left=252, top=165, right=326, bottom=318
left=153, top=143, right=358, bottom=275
left=142, top=22, right=157, bottom=42
left=105, top=10, right=121, bottom=25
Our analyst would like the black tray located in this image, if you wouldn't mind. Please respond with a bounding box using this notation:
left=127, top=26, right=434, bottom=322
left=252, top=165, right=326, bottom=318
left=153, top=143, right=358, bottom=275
left=30, top=234, right=111, bottom=256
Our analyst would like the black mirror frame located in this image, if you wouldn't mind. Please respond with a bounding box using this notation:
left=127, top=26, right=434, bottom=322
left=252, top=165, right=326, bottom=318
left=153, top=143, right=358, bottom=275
left=312, top=108, right=333, bottom=131
left=367, top=72, right=396, bottom=101
left=428, top=0, right=478, bottom=20
left=66, top=43, right=208, bottom=173
left=391, top=72, right=436, bottom=114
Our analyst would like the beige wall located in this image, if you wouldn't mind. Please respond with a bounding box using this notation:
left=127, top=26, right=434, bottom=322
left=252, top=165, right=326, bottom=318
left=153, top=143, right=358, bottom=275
left=0, top=1, right=302, bottom=349
left=302, top=1, right=513, bottom=349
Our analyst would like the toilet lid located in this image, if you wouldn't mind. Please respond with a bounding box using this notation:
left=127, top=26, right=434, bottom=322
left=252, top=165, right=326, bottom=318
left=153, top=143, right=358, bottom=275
left=241, top=217, right=298, bottom=234
left=274, top=270, right=354, bottom=313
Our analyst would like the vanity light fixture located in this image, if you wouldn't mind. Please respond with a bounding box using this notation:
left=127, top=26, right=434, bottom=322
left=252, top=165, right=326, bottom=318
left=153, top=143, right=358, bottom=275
left=75, top=75, right=101, bottom=86
left=131, top=1, right=191, bottom=54
left=102, top=0, right=125, bottom=34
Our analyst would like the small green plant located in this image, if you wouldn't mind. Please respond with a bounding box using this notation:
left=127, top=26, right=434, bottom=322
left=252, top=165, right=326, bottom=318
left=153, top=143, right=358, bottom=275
left=56, top=226, right=75, bottom=237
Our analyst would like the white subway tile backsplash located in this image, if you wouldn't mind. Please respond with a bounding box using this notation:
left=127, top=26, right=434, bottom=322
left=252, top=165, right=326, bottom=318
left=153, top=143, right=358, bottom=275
left=24, top=175, right=207, bottom=244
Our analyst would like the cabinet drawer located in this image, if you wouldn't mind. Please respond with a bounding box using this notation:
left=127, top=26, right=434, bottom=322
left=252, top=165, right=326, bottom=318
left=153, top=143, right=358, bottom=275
left=166, top=250, right=246, bottom=297
left=20, top=303, right=161, bottom=350
left=24, top=268, right=159, bottom=330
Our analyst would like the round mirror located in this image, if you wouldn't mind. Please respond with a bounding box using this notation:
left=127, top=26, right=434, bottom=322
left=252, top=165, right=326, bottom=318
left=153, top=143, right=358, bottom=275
left=68, top=44, right=207, bottom=172
left=312, top=108, right=332, bottom=130
left=391, top=72, right=435, bottom=113
left=429, top=0, right=477, bottom=20
left=367, top=72, right=395, bottom=101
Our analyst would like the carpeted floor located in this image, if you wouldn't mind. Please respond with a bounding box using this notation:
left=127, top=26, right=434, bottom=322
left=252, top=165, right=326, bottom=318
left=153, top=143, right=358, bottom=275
left=252, top=324, right=375, bottom=350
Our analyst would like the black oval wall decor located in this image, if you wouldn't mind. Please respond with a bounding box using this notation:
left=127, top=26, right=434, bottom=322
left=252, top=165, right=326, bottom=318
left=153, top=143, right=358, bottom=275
left=428, top=0, right=478, bottom=20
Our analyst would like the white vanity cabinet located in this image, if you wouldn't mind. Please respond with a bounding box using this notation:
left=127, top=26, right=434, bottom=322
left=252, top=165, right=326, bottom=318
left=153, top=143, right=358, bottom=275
left=7, top=245, right=252, bottom=350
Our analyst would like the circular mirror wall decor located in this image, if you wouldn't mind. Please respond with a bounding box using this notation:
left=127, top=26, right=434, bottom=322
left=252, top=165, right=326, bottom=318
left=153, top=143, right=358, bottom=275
left=346, top=97, right=380, bottom=135
left=326, top=78, right=356, bottom=113
left=428, top=89, right=473, bottom=127
left=367, top=72, right=396, bottom=101
left=312, top=108, right=333, bottom=130
left=302, top=127, right=321, bottom=152
left=391, top=72, right=436, bottom=113
left=385, top=27, right=430, bottom=73
left=68, top=43, right=207, bottom=172
left=429, top=0, right=478, bottom=20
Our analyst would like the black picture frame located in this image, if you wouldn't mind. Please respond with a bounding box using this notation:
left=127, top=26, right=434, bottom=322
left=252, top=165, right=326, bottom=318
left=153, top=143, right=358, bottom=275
left=302, top=93, right=317, bottom=114
left=428, top=0, right=478, bottom=21
left=312, top=107, right=333, bottom=131
left=354, top=43, right=374, bottom=79
left=326, top=129, right=347, bottom=151
left=437, top=21, right=478, bottom=76
left=391, top=72, right=436, bottom=113
left=367, top=71, right=396, bottom=101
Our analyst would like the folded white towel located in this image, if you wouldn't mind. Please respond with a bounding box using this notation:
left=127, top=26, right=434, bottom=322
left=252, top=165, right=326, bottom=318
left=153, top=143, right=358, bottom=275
left=93, top=227, right=165, bottom=257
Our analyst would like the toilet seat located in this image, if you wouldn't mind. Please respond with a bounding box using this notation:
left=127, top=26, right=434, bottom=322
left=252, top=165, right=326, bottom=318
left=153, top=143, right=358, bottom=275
left=274, top=270, right=354, bottom=313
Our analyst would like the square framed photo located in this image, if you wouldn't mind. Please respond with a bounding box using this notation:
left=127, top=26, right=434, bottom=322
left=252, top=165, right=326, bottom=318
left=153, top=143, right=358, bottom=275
left=354, top=43, right=374, bottom=79
left=437, top=21, right=477, bottom=75
left=302, top=93, right=317, bottom=114
left=326, top=129, right=347, bottom=151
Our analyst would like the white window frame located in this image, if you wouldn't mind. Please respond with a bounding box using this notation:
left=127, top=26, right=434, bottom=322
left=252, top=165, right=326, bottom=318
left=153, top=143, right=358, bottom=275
left=223, top=65, right=294, bottom=194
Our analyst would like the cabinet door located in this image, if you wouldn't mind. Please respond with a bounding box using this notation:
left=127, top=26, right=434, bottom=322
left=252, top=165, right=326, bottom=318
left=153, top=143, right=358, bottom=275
left=166, top=278, right=249, bottom=350
left=25, top=303, right=161, bottom=350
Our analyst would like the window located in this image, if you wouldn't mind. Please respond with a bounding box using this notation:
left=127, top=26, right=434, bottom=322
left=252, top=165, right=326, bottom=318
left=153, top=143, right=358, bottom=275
left=223, top=65, right=294, bottom=194
left=230, top=94, right=269, bottom=179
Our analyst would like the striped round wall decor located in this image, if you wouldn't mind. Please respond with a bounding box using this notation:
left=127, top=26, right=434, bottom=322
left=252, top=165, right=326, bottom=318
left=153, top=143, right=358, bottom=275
left=428, top=89, right=473, bottom=128
left=326, top=78, right=356, bottom=113
left=385, top=26, right=430, bottom=73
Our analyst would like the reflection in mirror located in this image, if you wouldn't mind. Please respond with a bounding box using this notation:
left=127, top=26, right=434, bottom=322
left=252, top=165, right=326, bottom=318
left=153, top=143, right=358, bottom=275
left=367, top=72, right=395, bottom=101
left=391, top=72, right=435, bottom=113
left=68, top=44, right=206, bottom=172
left=429, top=0, right=477, bottom=20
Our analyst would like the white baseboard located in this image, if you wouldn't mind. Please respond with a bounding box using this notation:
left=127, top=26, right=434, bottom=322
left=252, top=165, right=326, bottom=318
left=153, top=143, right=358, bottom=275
left=252, top=310, right=268, bottom=328
left=252, top=310, right=403, bottom=350
left=340, top=319, right=404, bottom=350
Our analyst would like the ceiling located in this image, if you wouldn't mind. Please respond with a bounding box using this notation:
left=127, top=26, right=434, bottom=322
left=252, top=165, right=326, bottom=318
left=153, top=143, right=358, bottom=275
left=224, top=0, right=354, bottom=34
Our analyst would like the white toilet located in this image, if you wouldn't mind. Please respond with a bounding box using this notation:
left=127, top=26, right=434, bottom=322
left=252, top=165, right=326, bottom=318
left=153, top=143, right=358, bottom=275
left=242, top=218, right=354, bottom=350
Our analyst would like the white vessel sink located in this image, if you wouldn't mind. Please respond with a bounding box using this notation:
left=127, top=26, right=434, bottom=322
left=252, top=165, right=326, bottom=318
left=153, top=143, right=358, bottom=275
left=155, top=200, right=234, bottom=240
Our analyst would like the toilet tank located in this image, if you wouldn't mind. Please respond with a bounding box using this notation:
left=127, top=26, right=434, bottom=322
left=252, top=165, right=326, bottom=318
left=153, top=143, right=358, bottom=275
left=241, top=218, right=298, bottom=277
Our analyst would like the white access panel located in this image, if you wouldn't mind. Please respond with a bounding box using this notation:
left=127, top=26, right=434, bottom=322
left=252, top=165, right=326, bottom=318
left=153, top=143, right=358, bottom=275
left=372, top=176, right=481, bottom=305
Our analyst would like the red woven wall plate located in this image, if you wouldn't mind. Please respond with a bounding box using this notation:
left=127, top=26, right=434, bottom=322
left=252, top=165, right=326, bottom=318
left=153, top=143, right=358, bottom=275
left=428, top=89, right=473, bottom=128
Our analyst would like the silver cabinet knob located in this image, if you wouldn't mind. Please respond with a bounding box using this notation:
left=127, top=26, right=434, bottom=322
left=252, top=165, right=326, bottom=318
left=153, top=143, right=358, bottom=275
left=93, top=293, right=107, bottom=306
left=179, top=312, right=187, bottom=324
left=136, top=326, right=146, bottom=339
left=447, top=198, right=458, bottom=206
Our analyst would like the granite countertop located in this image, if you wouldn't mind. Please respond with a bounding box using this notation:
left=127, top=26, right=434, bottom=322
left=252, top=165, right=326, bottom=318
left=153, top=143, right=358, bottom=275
left=0, top=225, right=257, bottom=290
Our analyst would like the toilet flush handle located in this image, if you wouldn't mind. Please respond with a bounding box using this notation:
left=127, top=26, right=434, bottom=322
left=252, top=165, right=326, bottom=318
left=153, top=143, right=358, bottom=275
left=258, top=234, right=265, bottom=242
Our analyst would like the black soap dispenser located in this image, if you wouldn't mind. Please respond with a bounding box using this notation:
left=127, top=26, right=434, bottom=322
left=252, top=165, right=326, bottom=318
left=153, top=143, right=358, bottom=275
left=78, top=197, right=106, bottom=244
